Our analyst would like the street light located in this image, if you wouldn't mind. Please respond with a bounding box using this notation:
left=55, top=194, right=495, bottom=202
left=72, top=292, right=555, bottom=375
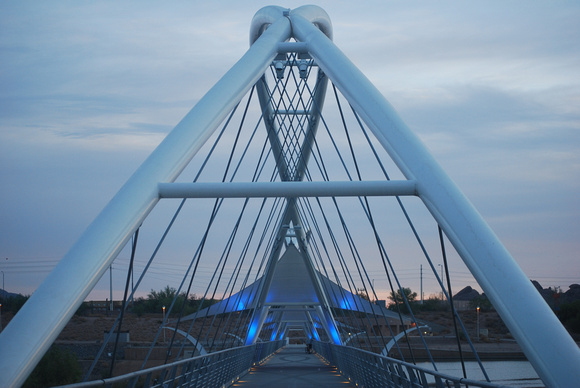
left=162, top=305, right=166, bottom=343
left=476, top=306, right=480, bottom=341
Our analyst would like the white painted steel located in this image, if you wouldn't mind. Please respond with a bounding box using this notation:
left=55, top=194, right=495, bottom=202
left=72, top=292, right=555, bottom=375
left=1, top=6, right=575, bottom=387
left=163, top=327, right=207, bottom=356
left=277, top=42, right=309, bottom=54
left=249, top=6, right=289, bottom=45
left=0, top=16, right=292, bottom=388
left=289, top=9, right=579, bottom=388
left=380, top=326, right=429, bottom=356
left=245, top=9, right=339, bottom=345
left=158, top=180, right=417, bottom=198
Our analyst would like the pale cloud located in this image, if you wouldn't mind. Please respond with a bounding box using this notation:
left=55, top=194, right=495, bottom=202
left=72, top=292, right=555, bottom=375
left=1, top=1, right=579, bottom=298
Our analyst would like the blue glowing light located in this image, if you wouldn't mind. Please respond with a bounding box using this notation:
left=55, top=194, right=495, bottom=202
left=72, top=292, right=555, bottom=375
left=339, top=297, right=352, bottom=310
left=328, top=324, right=341, bottom=344
left=312, top=329, right=320, bottom=341
left=245, top=320, right=259, bottom=345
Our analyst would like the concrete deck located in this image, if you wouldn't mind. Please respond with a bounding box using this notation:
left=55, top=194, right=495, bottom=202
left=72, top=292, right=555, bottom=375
left=232, top=345, right=355, bottom=387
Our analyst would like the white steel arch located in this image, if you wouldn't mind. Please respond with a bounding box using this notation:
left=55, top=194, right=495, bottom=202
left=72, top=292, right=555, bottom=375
left=0, top=6, right=577, bottom=388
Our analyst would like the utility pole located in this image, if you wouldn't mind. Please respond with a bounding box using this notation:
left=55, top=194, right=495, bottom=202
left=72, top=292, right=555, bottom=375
left=109, top=265, right=113, bottom=312
left=1, top=257, right=6, bottom=294
left=420, top=265, right=423, bottom=304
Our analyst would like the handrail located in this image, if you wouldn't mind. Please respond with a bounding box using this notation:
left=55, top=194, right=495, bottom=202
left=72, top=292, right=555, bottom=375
left=313, top=342, right=508, bottom=388
left=58, top=340, right=284, bottom=388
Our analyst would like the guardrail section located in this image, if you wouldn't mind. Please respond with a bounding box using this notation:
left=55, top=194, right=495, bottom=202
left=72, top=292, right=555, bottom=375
left=58, top=340, right=285, bottom=388
left=313, top=342, right=506, bottom=388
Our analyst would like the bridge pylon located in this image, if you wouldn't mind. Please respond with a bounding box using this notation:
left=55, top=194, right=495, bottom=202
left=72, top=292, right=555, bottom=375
left=0, top=6, right=578, bottom=388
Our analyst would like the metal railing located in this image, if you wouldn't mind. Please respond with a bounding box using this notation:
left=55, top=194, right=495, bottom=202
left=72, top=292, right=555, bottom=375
left=313, top=342, right=508, bottom=388
left=59, top=340, right=284, bottom=388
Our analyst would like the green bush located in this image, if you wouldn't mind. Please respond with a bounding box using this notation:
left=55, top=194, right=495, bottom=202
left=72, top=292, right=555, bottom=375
left=23, top=346, right=82, bottom=387
left=0, top=294, right=29, bottom=314
left=130, top=285, right=219, bottom=316
left=558, top=300, right=580, bottom=334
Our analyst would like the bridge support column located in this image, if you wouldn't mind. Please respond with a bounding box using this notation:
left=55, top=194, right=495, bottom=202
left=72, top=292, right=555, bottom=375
left=245, top=306, right=270, bottom=345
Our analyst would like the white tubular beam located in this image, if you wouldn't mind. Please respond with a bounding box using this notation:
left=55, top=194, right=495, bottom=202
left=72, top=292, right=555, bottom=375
left=0, top=14, right=291, bottom=388
left=277, top=42, right=309, bottom=54
left=290, top=8, right=580, bottom=388
left=158, top=180, right=417, bottom=198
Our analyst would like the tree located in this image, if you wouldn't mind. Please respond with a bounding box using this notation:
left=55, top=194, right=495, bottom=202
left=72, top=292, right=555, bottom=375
left=0, top=293, right=29, bottom=314
left=356, top=288, right=370, bottom=302
left=558, top=300, right=580, bottom=335
left=130, top=286, right=220, bottom=316
left=389, top=287, right=417, bottom=305
left=469, top=295, right=493, bottom=311
left=388, top=288, right=418, bottom=314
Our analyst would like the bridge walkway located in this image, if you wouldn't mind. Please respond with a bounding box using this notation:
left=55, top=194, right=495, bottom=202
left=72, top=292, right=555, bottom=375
left=232, top=345, right=355, bottom=387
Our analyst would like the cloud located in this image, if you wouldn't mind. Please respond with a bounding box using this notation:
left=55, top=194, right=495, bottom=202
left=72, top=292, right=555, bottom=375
left=1, top=1, right=578, bottom=299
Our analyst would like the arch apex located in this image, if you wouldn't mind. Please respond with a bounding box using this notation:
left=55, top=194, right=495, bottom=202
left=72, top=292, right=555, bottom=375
left=250, top=5, right=332, bottom=45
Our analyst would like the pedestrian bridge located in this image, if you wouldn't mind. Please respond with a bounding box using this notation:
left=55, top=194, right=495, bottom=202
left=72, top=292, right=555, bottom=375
left=62, top=343, right=506, bottom=388
left=0, top=5, right=578, bottom=388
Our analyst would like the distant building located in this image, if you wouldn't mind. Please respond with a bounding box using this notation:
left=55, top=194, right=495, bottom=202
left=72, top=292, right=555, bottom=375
left=89, top=300, right=123, bottom=313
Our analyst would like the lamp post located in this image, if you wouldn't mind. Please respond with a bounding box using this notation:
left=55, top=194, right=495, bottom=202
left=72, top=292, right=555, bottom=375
left=476, top=306, right=480, bottom=341
left=162, top=305, right=166, bottom=343
left=0, top=303, right=2, bottom=331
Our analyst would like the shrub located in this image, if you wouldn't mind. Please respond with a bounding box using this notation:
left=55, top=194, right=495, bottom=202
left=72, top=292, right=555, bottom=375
left=23, top=346, right=82, bottom=387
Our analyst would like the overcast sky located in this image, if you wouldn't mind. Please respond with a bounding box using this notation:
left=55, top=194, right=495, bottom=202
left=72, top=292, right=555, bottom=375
left=1, top=1, right=579, bottom=302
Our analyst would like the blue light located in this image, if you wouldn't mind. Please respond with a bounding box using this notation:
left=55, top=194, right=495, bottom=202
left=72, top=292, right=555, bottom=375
left=328, top=323, right=341, bottom=344
left=339, top=297, right=351, bottom=309
left=245, top=320, right=259, bottom=345
left=312, top=329, right=320, bottom=341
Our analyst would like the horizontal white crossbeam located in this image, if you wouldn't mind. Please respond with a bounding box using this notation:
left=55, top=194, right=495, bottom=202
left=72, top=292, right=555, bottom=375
left=158, top=180, right=417, bottom=199
left=277, top=42, right=309, bottom=53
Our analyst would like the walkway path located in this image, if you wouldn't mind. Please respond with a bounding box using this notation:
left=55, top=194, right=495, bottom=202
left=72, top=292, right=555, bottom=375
left=232, top=345, right=355, bottom=387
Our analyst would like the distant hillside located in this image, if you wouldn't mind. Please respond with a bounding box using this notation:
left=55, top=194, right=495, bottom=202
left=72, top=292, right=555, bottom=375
left=531, top=281, right=580, bottom=309
left=0, top=289, right=21, bottom=299
left=453, top=286, right=480, bottom=301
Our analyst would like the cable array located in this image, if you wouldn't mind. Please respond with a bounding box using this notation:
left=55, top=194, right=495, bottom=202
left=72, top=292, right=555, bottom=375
left=88, top=46, right=491, bottom=383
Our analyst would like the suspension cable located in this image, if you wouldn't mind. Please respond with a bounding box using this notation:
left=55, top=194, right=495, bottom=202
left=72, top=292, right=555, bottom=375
left=348, top=91, right=489, bottom=378
left=83, top=90, right=237, bottom=381
left=439, top=225, right=468, bottom=380
left=109, top=227, right=139, bottom=377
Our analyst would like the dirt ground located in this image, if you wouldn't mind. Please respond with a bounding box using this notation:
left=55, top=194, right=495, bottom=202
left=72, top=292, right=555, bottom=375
left=56, top=313, right=163, bottom=343
left=2, top=308, right=512, bottom=344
